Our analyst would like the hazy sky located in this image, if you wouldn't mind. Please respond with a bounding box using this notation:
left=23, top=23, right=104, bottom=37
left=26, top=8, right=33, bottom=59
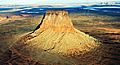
left=0, top=0, right=120, bottom=5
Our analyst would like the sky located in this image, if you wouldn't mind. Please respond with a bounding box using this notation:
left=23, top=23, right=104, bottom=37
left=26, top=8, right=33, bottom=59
left=0, top=0, right=120, bottom=5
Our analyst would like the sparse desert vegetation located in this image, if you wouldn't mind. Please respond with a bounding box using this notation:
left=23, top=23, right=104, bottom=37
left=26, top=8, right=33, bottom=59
left=70, top=13, right=120, bottom=44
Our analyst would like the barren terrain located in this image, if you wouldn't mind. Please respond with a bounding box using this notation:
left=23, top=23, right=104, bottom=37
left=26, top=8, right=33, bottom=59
left=0, top=12, right=120, bottom=65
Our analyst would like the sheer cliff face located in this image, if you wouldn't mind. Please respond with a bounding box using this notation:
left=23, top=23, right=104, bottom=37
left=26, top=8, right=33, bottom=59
left=35, top=10, right=75, bottom=33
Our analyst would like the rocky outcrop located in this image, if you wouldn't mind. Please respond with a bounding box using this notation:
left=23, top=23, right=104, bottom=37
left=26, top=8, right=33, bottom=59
left=0, top=16, right=6, bottom=23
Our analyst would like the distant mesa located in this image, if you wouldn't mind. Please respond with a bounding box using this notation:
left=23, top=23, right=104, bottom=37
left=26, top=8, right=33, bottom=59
left=0, top=14, right=33, bottom=23
left=0, top=16, right=7, bottom=23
